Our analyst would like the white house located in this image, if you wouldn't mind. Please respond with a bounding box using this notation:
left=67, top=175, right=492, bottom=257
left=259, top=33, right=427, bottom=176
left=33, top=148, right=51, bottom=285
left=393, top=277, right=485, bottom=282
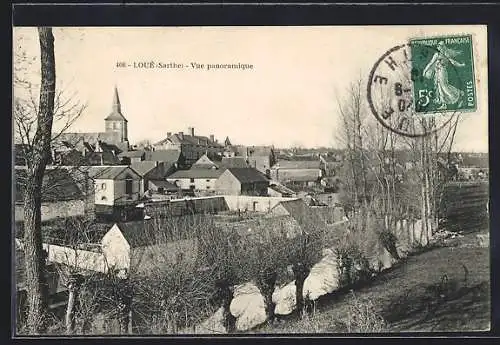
left=166, top=168, right=225, bottom=193
left=87, top=166, right=142, bottom=206
left=100, top=221, right=198, bottom=277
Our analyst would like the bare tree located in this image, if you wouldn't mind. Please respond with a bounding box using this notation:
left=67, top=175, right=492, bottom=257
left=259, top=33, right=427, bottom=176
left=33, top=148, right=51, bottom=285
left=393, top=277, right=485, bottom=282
left=14, top=27, right=90, bottom=334
left=19, top=27, right=56, bottom=334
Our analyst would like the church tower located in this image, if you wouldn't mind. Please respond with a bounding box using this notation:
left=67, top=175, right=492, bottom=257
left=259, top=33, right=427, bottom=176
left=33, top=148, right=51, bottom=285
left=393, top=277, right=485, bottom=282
left=104, top=86, right=128, bottom=144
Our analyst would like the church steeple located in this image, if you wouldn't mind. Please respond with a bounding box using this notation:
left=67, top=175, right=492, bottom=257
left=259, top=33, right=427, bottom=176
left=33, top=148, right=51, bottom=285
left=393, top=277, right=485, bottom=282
left=104, top=86, right=128, bottom=144
left=105, top=86, right=127, bottom=122
left=112, top=85, right=121, bottom=113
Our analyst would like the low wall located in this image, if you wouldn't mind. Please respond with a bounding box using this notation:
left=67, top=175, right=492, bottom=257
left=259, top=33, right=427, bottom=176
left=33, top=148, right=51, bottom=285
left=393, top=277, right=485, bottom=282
left=223, top=195, right=299, bottom=213
left=15, top=199, right=86, bottom=222
left=144, top=196, right=228, bottom=217
left=143, top=195, right=301, bottom=218
left=43, top=243, right=108, bottom=273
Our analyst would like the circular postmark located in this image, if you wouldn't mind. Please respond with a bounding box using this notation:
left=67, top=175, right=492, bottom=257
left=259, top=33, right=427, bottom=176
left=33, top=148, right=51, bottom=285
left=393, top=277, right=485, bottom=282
left=367, top=43, right=463, bottom=138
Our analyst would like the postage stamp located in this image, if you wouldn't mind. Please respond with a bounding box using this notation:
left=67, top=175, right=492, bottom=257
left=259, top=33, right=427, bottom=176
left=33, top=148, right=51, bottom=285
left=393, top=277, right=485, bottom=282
left=410, top=34, right=476, bottom=114
left=366, top=34, right=476, bottom=138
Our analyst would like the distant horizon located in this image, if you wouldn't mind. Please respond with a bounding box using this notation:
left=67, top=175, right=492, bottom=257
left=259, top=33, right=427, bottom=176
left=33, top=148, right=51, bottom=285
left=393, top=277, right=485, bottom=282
left=13, top=26, right=488, bottom=153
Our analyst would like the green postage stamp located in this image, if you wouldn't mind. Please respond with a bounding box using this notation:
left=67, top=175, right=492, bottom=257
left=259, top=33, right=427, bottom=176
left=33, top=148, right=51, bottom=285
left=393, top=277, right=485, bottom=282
left=410, top=34, right=476, bottom=114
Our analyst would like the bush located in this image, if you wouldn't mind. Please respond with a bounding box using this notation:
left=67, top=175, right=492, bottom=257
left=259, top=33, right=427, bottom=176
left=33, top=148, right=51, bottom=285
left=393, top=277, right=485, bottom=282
left=336, top=244, right=372, bottom=288
left=379, top=229, right=400, bottom=260
left=343, top=290, right=386, bottom=333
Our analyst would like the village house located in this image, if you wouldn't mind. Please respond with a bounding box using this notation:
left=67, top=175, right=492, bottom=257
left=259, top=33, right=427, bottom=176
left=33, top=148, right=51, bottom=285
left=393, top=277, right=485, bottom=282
left=220, top=156, right=250, bottom=169
left=86, top=166, right=142, bottom=221
left=101, top=219, right=199, bottom=276
left=224, top=144, right=277, bottom=175
left=152, top=127, right=224, bottom=166
left=130, top=161, right=177, bottom=196
left=265, top=199, right=328, bottom=237
left=118, top=150, right=146, bottom=164
left=145, top=180, right=179, bottom=198
left=119, top=148, right=186, bottom=169
left=15, top=168, right=86, bottom=222
left=190, top=154, right=220, bottom=170
left=241, top=146, right=277, bottom=176
left=270, top=160, right=325, bottom=187
left=166, top=168, right=225, bottom=195
left=215, top=168, right=270, bottom=196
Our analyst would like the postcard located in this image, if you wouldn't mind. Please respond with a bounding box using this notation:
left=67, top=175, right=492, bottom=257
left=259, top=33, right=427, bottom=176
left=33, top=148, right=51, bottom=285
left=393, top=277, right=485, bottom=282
left=13, top=25, right=489, bottom=336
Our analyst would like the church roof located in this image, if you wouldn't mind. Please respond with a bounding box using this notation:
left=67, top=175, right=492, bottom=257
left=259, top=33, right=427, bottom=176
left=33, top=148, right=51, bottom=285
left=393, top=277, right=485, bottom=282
left=104, top=86, right=128, bottom=122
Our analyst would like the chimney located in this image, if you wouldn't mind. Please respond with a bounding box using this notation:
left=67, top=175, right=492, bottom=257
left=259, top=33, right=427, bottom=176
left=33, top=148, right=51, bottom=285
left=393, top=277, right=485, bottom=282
left=188, top=127, right=195, bottom=137
left=167, top=132, right=171, bottom=137
left=210, top=134, right=215, bottom=142
left=178, top=131, right=184, bottom=140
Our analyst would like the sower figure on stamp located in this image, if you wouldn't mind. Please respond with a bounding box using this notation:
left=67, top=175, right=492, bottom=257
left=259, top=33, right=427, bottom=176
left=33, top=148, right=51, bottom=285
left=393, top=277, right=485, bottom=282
left=422, top=41, right=465, bottom=110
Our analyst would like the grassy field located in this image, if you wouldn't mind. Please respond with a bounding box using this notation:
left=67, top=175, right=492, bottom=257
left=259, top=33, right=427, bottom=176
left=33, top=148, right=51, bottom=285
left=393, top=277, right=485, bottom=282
left=251, top=229, right=491, bottom=334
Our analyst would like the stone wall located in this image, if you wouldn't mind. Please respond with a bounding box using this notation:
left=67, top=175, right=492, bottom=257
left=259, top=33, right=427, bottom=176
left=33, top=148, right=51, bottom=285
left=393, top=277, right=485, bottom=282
left=15, top=199, right=86, bottom=222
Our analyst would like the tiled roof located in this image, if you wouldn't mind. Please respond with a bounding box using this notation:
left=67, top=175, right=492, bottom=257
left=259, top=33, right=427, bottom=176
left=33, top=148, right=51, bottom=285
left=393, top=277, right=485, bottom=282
left=149, top=180, right=178, bottom=191
left=118, top=150, right=146, bottom=159
left=226, top=168, right=270, bottom=184
left=85, top=151, right=123, bottom=165
left=144, top=149, right=182, bottom=163
left=234, top=145, right=275, bottom=157
left=114, top=221, right=157, bottom=247
left=268, top=183, right=296, bottom=195
left=273, top=160, right=322, bottom=169
left=15, top=218, right=111, bottom=247
left=156, top=133, right=224, bottom=148
left=130, top=161, right=158, bottom=177
left=221, top=157, right=249, bottom=168
left=167, top=168, right=225, bottom=179
left=270, top=199, right=324, bottom=232
left=15, top=168, right=83, bottom=203
left=192, top=154, right=219, bottom=169
left=86, top=166, right=140, bottom=180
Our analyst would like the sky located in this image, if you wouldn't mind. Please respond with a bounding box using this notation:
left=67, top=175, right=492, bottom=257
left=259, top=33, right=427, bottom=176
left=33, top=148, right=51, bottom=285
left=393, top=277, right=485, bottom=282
left=13, top=25, right=488, bottom=152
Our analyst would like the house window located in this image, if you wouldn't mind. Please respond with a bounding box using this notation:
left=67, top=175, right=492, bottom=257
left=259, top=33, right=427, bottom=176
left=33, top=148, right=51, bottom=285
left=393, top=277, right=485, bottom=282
left=206, top=186, right=210, bottom=190
left=113, top=122, right=117, bottom=130
left=190, top=178, right=195, bottom=183
left=125, top=177, right=133, bottom=196
left=158, top=187, right=165, bottom=194
left=101, top=183, right=106, bottom=190
left=101, top=196, right=107, bottom=201
left=206, top=179, right=210, bottom=182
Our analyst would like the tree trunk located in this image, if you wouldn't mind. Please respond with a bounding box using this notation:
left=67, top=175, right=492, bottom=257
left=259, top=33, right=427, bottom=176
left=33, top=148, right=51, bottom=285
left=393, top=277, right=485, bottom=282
left=23, top=27, right=56, bottom=334
left=215, top=278, right=235, bottom=333
left=258, top=269, right=277, bottom=324
left=293, top=263, right=310, bottom=318
left=65, top=284, right=77, bottom=334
